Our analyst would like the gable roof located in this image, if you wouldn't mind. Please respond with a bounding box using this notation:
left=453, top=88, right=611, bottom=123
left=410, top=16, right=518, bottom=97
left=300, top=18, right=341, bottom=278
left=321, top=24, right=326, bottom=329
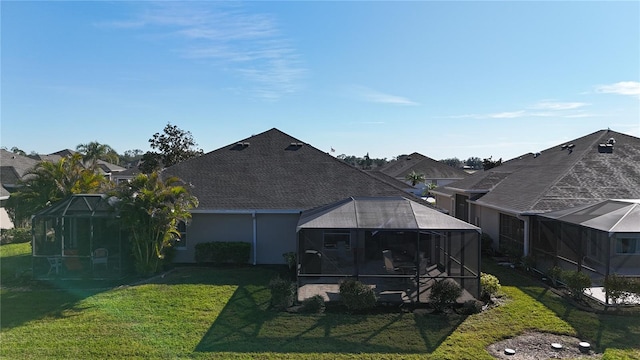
left=0, top=149, right=39, bottom=187
left=163, top=128, right=419, bottom=211
left=297, top=196, right=480, bottom=232
left=439, top=129, right=640, bottom=214
left=377, top=152, right=468, bottom=180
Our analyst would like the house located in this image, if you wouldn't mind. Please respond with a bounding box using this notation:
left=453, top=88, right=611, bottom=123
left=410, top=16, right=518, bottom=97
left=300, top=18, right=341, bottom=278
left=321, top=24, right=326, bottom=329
left=30, top=149, right=127, bottom=181
left=375, top=152, right=469, bottom=197
left=162, top=128, right=424, bottom=265
left=432, top=129, right=640, bottom=272
left=162, top=128, right=482, bottom=301
left=0, top=149, right=39, bottom=229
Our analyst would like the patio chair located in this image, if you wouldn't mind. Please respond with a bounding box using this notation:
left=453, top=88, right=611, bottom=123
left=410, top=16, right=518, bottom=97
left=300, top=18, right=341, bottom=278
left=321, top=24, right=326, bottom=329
left=383, top=250, right=415, bottom=275
left=92, top=248, right=108, bottom=270
left=47, top=257, right=62, bottom=275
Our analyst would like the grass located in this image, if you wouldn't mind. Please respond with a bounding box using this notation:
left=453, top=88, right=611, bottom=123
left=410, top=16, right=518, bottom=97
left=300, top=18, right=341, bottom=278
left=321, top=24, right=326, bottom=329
left=1, top=242, right=639, bottom=359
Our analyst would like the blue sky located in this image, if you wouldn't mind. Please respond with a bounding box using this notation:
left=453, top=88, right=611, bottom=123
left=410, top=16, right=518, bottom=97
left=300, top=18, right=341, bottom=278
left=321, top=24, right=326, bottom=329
left=2, top=1, right=639, bottom=161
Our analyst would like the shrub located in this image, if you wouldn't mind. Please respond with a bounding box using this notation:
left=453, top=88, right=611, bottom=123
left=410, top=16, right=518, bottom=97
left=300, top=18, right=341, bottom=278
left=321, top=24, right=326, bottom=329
left=546, top=266, right=563, bottom=286
left=269, top=276, right=295, bottom=310
left=0, top=227, right=31, bottom=245
left=429, top=279, right=462, bottom=311
left=300, top=295, right=325, bottom=314
left=480, top=272, right=501, bottom=300
left=481, top=233, right=494, bottom=255
left=561, top=270, right=591, bottom=300
left=460, top=299, right=484, bottom=315
left=339, top=279, right=377, bottom=312
left=605, top=274, right=640, bottom=304
left=195, top=242, right=251, bottom=264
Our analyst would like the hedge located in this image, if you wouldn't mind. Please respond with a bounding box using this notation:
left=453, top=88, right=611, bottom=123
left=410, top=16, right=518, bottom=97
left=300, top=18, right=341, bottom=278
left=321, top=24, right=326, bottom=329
left=195, top=241, right=251, bottom=264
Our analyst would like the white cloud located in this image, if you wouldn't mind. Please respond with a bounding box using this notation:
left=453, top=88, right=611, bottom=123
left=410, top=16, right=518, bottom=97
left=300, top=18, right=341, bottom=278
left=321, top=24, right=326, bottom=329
left=351, top=86, right=419, bottom=106
left=594, top=81, right=640, bottom=97
left=488, top=110, right=527, bottom=119
left=530, top=100, right=589, bottom=110
left=447, top=99, right=595, bottom=120
left=100, top=3, right=305, bottom=100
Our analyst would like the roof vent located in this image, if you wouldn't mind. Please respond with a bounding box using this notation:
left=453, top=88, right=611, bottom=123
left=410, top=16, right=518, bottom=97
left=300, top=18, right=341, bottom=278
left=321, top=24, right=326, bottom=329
left=285, top=142, right=304, bottom=151
left=598, top=143, right=614, bottom=153
left=533, top=152, right=541, bottom=158
left=230, top=142, right=250, bottom=151
left=561, top=144, right=568, bottom=150
left=607, top=137, right=616, bottom=145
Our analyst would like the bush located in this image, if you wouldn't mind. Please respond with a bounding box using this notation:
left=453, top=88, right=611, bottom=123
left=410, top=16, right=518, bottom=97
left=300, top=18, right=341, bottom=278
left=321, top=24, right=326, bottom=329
left=300, top=295, right=325, bottom=314
left=460, top=299, right=484, bottom=315
left=269, top=276, right=295, bottom=310
left=561, top=270, right=591, bottom=300
left=481, top=233, right=494, bottom=255
left=0, top=227, right=31, bottom=245
left=546, top=266, right=563, bottom=286
left=339, top=279, right=377, bottom=312
left=195, top=241, right=251, bottom=264
left=480, top=272, right=501, bottom=300
left=429, top=279, right=462, bottom=311
left=605, top=274, right=640, bottom=304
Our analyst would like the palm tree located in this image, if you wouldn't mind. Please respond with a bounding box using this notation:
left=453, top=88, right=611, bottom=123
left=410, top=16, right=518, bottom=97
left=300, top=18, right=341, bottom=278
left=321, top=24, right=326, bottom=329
left=405, top=170, right=426, bottom=186
left=76, top=142, right=119, bottom=168
left=115, top=172, right=198, bottom=275
left=7, top=154, right=110, bottom=225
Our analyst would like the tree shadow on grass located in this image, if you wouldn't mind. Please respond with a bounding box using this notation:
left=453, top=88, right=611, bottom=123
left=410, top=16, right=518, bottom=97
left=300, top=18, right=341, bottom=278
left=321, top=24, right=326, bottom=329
left=483, top=258, right=640, bottom=354
left=194, top=266, right=467, bottom=354
left=0, top=281, right=107, bottom=330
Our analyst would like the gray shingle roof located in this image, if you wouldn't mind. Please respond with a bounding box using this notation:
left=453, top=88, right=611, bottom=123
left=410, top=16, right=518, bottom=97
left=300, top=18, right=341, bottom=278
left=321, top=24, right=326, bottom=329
left=163, top=128, right=419, bottom=210
left=440, top=129, right=640, bottom=214
left=0, top=149, right=39, bottom=186
left=377, top=152, right=469, bottom=180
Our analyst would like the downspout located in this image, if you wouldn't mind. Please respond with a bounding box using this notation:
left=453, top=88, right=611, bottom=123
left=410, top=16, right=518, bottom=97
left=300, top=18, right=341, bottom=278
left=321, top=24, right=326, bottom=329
left=252, top=212, right=257, bottom=266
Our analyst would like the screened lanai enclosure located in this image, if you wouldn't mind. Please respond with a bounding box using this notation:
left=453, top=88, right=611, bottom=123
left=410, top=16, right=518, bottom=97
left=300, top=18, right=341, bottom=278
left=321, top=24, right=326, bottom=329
left=296, top=197, right=481, bottom=304
left=531, top=200, right=640, bottom=287
left=32, top=194, right=129, bottom=279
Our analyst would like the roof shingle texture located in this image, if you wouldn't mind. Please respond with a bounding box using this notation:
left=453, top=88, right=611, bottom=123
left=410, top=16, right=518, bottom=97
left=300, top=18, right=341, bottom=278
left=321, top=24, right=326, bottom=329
left=441, top=130, right=640, bottom=213
left=0, top=149, right=39, bottom=186
left=163, top=128, right=416, bottom=210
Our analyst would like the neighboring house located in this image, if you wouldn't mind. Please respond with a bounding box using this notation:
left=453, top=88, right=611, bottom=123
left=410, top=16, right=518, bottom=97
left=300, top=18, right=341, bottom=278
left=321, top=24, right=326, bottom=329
left=31, top=149, right=126, bottom=180
left=432, top=129, right=640, bottom=266
left=0, top=149, right=39, bottom=229
left=376, top=152, right=469, bottom=197
left=162, top=128, right=432, bottom=265
left=111, top=166, right=141, bottom=184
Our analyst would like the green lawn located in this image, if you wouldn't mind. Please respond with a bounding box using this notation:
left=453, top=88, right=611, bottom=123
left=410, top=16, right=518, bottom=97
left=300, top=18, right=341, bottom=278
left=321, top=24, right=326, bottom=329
left=1, top=242, right=639, bottom=359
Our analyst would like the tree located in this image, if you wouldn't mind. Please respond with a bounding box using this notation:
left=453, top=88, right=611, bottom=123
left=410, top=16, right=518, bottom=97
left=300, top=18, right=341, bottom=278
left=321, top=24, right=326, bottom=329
left=405, top=170, right=426, bottom=186
left=76, top=141, right=119, bottom=167
left=6, top=153, right=111, bottom=226
left=140, top=123, right=203, bottom=173
left=10, top=147, right=27, bottom=156
left=114, top=172, right=198, bottom=275
left=465, top=157, right=483, bottom=170
left=120, top=149, right=144, bottom=165
left=440, top=158, right=463, bottom=169
left=482, top=156, right=503, bottom=171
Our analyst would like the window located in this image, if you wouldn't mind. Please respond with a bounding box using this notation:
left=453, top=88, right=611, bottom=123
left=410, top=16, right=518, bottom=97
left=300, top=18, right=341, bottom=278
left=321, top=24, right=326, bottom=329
left=323, top=231, right=350, bottom=250
left=616, top=237, right=640, bottom=255
left=175, top=221, right=188, bottom=248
